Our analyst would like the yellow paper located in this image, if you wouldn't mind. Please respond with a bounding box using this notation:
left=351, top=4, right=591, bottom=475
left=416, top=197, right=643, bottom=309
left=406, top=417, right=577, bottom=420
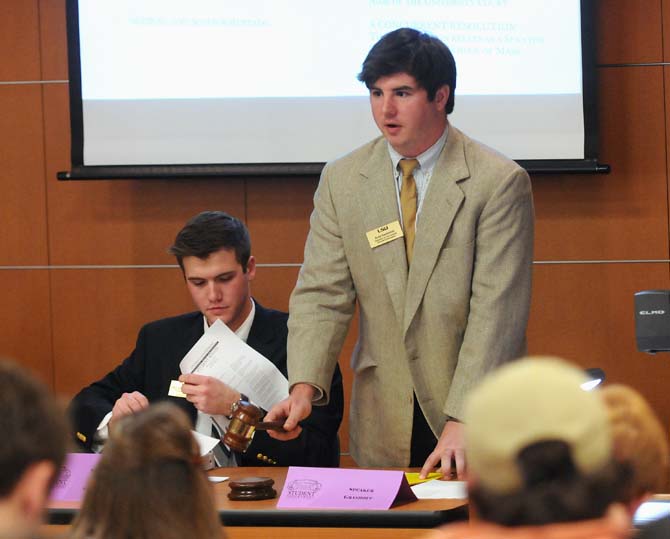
left=168, top=379, right=186, bottom=398
left=366, top=220, right=404, bottom=249
left=404, top=472, right=442, bottom=486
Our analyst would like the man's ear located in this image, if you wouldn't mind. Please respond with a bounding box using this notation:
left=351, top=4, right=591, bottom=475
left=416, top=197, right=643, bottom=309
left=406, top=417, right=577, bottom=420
left=246, top=255, right=257, bottom=281
left=434, top=85, right=450, bottom=111
left=13, top=461, right=56, bottom=525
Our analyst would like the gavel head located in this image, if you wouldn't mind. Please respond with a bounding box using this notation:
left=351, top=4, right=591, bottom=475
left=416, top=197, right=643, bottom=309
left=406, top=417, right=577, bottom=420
left=222, top=399, right=263, bottom=453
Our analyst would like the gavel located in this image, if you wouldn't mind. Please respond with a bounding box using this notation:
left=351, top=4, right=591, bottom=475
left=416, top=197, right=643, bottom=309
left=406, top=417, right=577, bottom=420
left=222, top=399, right=285, bottom=453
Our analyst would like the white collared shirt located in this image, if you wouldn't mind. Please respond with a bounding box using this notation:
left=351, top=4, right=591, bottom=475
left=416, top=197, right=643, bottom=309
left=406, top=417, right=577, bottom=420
left=196, top=299, right=256, bottom=467
left=202, top=298, right=255, bottom=342
left=387, top=126, right=449, bottom=229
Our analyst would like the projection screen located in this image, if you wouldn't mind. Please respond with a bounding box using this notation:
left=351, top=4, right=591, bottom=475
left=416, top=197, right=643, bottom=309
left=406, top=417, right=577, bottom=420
left=61, top=0, right=603, bottom=179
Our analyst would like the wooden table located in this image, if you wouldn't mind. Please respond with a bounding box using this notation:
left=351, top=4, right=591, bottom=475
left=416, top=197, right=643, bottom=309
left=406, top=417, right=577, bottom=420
left=46, top=466, right=468, bottom=539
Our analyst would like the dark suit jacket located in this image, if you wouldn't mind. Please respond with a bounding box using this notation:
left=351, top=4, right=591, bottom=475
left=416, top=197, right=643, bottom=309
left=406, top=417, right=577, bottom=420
left=70, top=302, right=343, bottom=467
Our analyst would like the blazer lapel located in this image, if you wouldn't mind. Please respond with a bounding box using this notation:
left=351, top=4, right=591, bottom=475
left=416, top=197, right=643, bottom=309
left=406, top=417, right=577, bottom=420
left=246, top=302, right=281, bottom=360
left=403, top=127, right=468, bottom=334
left=358, top=140, right=408, bottom=325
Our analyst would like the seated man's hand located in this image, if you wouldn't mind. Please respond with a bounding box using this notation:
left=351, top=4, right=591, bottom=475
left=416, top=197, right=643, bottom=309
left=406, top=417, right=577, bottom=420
left=420, top=420, right=466, bottom=479
left=110, top=391, right=149, bottom=425
left=179, top=373, right=239, bottom=416
left=264, top=383, right=314, bottom=440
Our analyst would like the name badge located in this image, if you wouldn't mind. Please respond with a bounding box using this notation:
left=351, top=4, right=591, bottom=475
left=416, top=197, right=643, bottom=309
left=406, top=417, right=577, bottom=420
left=366, top=220, right=403, bottom=249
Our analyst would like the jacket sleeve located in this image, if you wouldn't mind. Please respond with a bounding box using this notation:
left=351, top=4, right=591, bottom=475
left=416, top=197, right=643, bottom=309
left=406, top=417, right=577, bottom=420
left=243, top=363, right=344, bottom=467
left=287, top=163, right=357, bottom=404
left=242, top=305, right=345, bottom=467
left=68, top=325, right=149, bottom=451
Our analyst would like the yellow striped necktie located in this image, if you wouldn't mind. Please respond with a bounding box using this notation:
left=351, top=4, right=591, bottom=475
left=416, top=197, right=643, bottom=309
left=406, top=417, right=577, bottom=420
left=399, top=158, right=419, bottom=265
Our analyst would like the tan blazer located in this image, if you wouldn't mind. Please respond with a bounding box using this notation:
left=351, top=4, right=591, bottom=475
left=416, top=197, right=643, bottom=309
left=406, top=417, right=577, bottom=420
left=288, top=126, right=534, bottom=467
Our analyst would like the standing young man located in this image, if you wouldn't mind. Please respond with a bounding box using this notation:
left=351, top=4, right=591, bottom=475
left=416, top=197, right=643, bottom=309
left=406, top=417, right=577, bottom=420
left=71, top=211, right=343, bottom=467
left=267, top=28, right=534, bottom=477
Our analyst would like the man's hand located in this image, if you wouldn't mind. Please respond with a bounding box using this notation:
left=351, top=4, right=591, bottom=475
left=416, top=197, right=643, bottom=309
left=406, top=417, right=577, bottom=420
left=420, top=420, right=466, bottom=479
left=179, top=373, right=240, bottom=416
left=263, top=383, right=315, bottom=440
left=110, top=391, right=149, bottom=425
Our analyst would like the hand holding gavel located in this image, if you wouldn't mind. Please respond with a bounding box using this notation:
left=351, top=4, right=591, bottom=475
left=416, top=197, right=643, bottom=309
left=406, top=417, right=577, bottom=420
left=222, top=399, right=285, bottom=453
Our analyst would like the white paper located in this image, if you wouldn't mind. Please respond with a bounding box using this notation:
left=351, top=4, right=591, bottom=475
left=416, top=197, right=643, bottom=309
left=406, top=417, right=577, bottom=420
left=192, top=430, right=220, bottom=457
left=411, top=480, right=468, bottom=499
left=208, top=476, right=229, bottom=483
left=179, top=319, right=289, bottom=411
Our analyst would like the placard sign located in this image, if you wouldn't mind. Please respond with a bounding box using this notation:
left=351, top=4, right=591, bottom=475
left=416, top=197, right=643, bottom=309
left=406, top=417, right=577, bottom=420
left=277, top=466, right=417, bottom=510
left=50, top=453, right=101, bottom=502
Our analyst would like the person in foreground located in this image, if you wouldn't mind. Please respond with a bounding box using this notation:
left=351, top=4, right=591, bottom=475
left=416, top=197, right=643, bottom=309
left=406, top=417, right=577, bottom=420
left=422, top=357, right=631, bottom=539
left=600, top=384, right=669, bottom=537
left=601, top=384, right=668, bottom=515
left=70, top=211, right=343, bottom=467
left=70, top=403, right=224, bottom=539
left=0, top=359, right=67, bottom=538
left=267, top=27, right=534, bottom=478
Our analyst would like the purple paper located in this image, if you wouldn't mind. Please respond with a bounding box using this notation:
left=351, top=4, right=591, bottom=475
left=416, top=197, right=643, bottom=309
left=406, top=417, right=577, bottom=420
left=50, top=453, right=101, bottom=502
left=277, top=466, right=417, bottom=510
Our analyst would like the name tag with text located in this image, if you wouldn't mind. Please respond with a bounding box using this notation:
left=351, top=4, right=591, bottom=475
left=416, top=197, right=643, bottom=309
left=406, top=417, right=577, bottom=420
left=366, top=220, right=403, bottom=249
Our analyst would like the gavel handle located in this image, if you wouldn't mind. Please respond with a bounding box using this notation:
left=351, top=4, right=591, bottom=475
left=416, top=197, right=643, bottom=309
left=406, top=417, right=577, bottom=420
left=255, top=421, right=286, bottom=432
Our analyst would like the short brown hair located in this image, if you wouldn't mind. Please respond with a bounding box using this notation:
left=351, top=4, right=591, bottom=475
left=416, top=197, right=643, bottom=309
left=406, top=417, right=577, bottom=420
left=168, top=211, right=251, bottom=273
left=601, top=384, right=669, bottom=501
left=71, top=403, right=224, bottom=539
left=0, top=359, right=67, bottom=498
left=358, top=28, right=457, bottom=114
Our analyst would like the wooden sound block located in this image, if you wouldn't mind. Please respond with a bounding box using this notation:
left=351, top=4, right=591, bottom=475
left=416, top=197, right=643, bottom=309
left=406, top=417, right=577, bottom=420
left=228, top=476, right=277, bottom=501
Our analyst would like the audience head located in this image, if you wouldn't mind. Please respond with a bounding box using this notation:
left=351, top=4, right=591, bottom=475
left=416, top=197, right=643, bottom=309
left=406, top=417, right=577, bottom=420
left=71, top=402, right=224, bottom=539
left=358, top=27, right=457, bottom=114
left=0, top=359, right=68, bottom=536
left=465, top=356, right=626, bottom=526
left=600, top=384, right=669, bottom=512
left=169, top=210, right=252, bottom=273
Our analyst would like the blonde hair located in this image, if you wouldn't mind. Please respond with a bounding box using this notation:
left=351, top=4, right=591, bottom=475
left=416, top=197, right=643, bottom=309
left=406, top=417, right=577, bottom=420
left=71, top=402, right=224, bottom=539
left=600, top=384, right=669, bottom=501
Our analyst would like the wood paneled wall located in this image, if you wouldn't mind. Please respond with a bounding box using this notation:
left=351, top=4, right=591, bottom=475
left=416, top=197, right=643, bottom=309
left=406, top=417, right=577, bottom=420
left=2, top=0, right=670, bottom=457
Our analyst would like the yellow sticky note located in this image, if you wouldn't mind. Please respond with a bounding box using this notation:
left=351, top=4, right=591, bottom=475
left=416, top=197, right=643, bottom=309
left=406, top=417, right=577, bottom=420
left=366, top=220, right=404, bottom=249
left=168, top=379, right=186, bottom=398
left=405, top=472, right=443, bottom=486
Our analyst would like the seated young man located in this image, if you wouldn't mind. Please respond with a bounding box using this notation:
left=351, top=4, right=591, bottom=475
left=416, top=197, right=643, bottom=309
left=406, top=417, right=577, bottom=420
left=70, top=211, right=343, bottom=467
left=0, top=359, right=68, bottom=537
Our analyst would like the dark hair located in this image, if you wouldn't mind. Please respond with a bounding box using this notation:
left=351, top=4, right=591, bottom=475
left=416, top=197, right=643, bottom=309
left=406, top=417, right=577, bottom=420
left=0, top=359, right=68, bottom=498
left=358, top=27, right=457, bottom=114
left=168, top=211, right=251, bottom=272
left=470, top=440, right=630, bottom=526
left=71, top=403, right=224, bottom=539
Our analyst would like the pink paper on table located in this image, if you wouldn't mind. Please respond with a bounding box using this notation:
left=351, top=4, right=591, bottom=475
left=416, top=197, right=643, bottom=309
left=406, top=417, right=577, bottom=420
left=277, top=466, right=417, bottom=510
left=50, top=453, right=101, bottom=502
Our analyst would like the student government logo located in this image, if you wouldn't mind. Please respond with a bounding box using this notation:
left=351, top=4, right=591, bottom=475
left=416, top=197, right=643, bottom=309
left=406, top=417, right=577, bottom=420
left=286, top=479, right=322, bottom=499
left=56, top=465, right=71, bottom=488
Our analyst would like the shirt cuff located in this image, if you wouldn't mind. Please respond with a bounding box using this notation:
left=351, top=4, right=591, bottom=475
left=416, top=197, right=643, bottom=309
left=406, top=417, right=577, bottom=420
left=91, top=411, right=113, bottom=452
